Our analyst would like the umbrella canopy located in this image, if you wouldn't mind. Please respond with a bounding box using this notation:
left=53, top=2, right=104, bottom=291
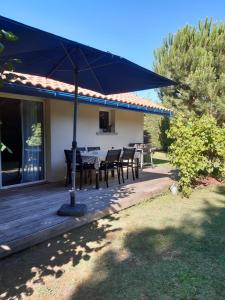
left=0, top=15, right=175, bottom=216
left=0, top=15, right=175, bottom=94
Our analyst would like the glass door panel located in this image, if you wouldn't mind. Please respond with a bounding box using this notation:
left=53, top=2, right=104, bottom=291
left=0, top=99, right=22, bottom=186
left=21, top=101, right=44, bottom=183
left=0, top=98, right=44, bottom=187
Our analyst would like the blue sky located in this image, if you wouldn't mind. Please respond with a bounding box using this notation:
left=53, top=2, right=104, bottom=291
left=1, top=0, right=225, bottom=101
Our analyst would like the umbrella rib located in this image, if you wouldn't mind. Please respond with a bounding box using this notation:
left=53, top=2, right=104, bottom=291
left=78, top=48, right=106, bottom=94
left=61, top=42, right=78, bottom=70
left=84, top=52, right=113, bottom=67
left=46, top=48, right=76, bottom=78
left=79, top=60, right=121, bottom=72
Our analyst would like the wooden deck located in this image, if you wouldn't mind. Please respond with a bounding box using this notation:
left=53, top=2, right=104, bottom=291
left=0, top=166, right=174, bottom=259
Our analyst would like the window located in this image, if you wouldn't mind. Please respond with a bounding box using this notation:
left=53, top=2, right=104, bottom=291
left=99, top=110, right=115, bottom=133
left=99, top=111, right=109, bottom=132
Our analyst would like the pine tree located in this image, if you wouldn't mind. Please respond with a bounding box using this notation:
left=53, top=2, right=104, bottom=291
left=154, top=18, right=225, bottom=122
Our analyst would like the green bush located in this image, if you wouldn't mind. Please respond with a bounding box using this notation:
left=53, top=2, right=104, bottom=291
left=167, top=114, right=225, bottom=196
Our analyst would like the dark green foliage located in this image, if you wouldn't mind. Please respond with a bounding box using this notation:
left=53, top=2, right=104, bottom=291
left=144, top=114, right=170, bottom=150
left=159, top=116, right=171, bottom=151
left=154, top=18, right=225, bottom=122
left=167, top=114, right=225, bottom=196
left=0, top=29, right=20, bottom=84
left=144, top=114, right=162, bottom=148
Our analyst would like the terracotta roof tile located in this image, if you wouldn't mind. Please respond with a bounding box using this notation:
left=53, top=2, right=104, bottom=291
left=5, top=72, right=171, bottom=112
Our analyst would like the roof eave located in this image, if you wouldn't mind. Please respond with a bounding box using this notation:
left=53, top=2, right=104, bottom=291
left=1, top=82, right=173, bottom=116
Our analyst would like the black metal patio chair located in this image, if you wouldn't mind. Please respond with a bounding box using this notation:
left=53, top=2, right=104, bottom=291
left=64, top=149, right=94, bottom=189
left=99, top=149, right=122, bottom=188
left=120, top=147, right=136, bottom=182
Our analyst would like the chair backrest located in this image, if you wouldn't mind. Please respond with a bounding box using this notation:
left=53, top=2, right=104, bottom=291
left=106, top=149, right=121, bottom=163
left=64, top=149, right=73, bottom=164
left=122, top=147, right=135, bottom=160
left=76, top=150, right=83, bottom=164
left=87, top=146, right=100, bottom=152
left=64, top=149, right=82, bottom=164
left=77, top=147, right=86, bottom=152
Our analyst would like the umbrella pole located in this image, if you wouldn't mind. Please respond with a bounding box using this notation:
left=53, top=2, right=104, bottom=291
left=70, top=69, right=79, bottom=207
left=57, top=69, right=87, bottom=217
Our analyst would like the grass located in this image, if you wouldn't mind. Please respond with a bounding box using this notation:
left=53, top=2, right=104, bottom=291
left=1, top=185, right=225, bottom=299
left=144, top=151, right=170, bottom=166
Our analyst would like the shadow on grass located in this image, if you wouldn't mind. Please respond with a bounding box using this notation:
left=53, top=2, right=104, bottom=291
left=0, top=214, right=121, bottom=300
left=215, top=185, right=225, bottom=196
left=72, top=194, right=225, bottom=299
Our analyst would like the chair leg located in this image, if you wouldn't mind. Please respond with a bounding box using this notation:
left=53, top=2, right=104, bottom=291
left=65, top=167, right=69, bottom=187
left=106, top=168, right=109, bottom=188
left=132, top=164, right=135, bottom=181
left=79, top=169, right=83, bottom=190
left=69, top=172, right=72, bottom=185
left=121, top=165, right=124, bottom=183
left=89, top=170, right=92, bottom=185
left=127, top=166, right=129, bottom=179
left=99, top=170, right=102, bottom=181
left=117, top=166, right=121, bottom=184
left=136, top=158, right=139, bottom=178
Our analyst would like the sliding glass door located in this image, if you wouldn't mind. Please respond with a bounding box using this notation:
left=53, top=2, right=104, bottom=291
left=0, top=98, right=44, bottom=187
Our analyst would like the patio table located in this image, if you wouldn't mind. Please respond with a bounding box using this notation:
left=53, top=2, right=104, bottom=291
left=81, top=150, right=141, bottom=189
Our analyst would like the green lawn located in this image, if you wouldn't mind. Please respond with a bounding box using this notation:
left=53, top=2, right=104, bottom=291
left=1, top=185, right=225, bottom=300
left=144, top=151, right=170, bottom=166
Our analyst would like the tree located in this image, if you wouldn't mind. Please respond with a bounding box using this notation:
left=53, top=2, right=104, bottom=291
left=154, top=18, right=225, bottom=122
left=26, top=123, right=42, bottom=147
left=0, top=29, right=20, bottom=84
left=144, top=114, right=171, bottom=151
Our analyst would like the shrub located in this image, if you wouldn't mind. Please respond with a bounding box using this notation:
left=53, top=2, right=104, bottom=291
left=167, top=114, right=225, bottom=196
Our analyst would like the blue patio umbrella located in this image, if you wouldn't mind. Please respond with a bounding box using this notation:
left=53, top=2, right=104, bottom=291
left=0, top=15, right=175, bottom=216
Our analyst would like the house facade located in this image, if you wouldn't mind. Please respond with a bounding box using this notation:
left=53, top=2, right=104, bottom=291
left=0, top=73, right=171, bottom=189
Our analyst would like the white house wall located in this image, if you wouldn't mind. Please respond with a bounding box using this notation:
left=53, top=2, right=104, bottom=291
left=0, top=93, right=144, bottom=183
left=77, top=103, right=143, bottom=149
left=46, top=99, right=144, bottom=182
left=45, top=99, right=74, bottom=182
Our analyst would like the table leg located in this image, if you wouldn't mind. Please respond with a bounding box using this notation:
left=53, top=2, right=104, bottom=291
left=96, top=170, right=99, bottom=189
